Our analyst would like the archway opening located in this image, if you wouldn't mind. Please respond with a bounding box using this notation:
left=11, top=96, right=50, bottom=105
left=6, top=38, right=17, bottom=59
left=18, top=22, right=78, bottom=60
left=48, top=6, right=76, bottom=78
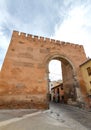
left=47, top=56, right=77, bottom=106
left=49, top=60, right=62, bottom=82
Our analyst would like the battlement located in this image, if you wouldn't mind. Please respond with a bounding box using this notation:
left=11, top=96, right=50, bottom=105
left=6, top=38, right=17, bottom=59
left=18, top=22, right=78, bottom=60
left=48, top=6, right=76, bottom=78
left=12, top=30, right=83, bottom=49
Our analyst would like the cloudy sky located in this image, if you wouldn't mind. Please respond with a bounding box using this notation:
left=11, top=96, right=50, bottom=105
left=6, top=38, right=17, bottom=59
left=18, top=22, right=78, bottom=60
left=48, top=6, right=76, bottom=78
left=0, top=0, right=91, bottom=80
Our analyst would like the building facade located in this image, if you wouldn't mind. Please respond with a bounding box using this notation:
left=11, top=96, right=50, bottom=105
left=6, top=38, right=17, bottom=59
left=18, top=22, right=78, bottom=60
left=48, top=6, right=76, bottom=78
left=80, top=59, right=91, bottom=107
left=51, top=83, right=64, bottom=103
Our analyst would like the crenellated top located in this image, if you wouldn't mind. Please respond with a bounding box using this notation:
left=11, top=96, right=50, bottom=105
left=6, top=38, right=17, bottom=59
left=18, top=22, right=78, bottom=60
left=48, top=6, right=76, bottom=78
left=12, top=30, right=83, bottom=49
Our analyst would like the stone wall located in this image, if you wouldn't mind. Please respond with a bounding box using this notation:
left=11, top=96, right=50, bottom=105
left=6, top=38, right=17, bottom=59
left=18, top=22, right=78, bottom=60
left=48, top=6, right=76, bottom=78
left=0, top=30, right=87, bottom=109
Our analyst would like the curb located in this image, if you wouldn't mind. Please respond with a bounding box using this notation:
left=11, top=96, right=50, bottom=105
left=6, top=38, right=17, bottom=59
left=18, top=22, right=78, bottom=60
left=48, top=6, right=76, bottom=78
left=0, top=111, right=42, bottom=127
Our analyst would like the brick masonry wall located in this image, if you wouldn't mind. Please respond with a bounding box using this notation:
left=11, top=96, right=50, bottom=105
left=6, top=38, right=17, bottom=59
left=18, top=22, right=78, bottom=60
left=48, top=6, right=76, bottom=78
left=0, top=30, right=87, bottom=109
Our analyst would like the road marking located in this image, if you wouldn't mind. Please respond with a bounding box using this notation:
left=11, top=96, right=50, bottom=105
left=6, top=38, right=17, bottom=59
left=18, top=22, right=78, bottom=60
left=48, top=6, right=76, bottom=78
left=0, top=111, right=42, bottom=127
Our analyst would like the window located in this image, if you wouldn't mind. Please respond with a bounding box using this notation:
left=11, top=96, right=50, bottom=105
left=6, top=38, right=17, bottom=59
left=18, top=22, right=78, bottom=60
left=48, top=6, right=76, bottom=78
left=87, top=67, right=91, bottom=76
left=57, top=88, right=59, bottom=94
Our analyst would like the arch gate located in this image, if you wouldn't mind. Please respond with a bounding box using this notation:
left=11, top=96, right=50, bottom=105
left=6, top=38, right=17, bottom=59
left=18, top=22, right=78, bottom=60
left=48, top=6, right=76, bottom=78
left=0, top=31, right=87, bottom=109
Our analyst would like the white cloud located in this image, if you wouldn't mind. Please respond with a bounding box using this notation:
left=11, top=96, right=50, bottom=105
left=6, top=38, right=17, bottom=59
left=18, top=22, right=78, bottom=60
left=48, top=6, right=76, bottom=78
left=0, top=31, right=9, bottom=69
left=53, top=3, right=91, bottom=58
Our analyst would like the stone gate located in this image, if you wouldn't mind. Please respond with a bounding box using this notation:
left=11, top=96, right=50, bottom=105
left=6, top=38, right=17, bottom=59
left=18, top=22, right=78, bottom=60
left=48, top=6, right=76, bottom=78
left=0, top=31, right=87, bottom=109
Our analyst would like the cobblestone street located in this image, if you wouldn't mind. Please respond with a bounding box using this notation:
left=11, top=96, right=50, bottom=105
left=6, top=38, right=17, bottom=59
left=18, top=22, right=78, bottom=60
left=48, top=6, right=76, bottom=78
left=49, top=103, right=91, bottom=130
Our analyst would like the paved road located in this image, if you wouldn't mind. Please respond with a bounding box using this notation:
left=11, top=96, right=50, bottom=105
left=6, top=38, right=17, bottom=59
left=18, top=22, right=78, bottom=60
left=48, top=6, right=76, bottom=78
left=0, top=103, right=90, bottom=130
left=0, top=109, right=38, bottom=122
left=49, top=103, right=91, bottom=130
